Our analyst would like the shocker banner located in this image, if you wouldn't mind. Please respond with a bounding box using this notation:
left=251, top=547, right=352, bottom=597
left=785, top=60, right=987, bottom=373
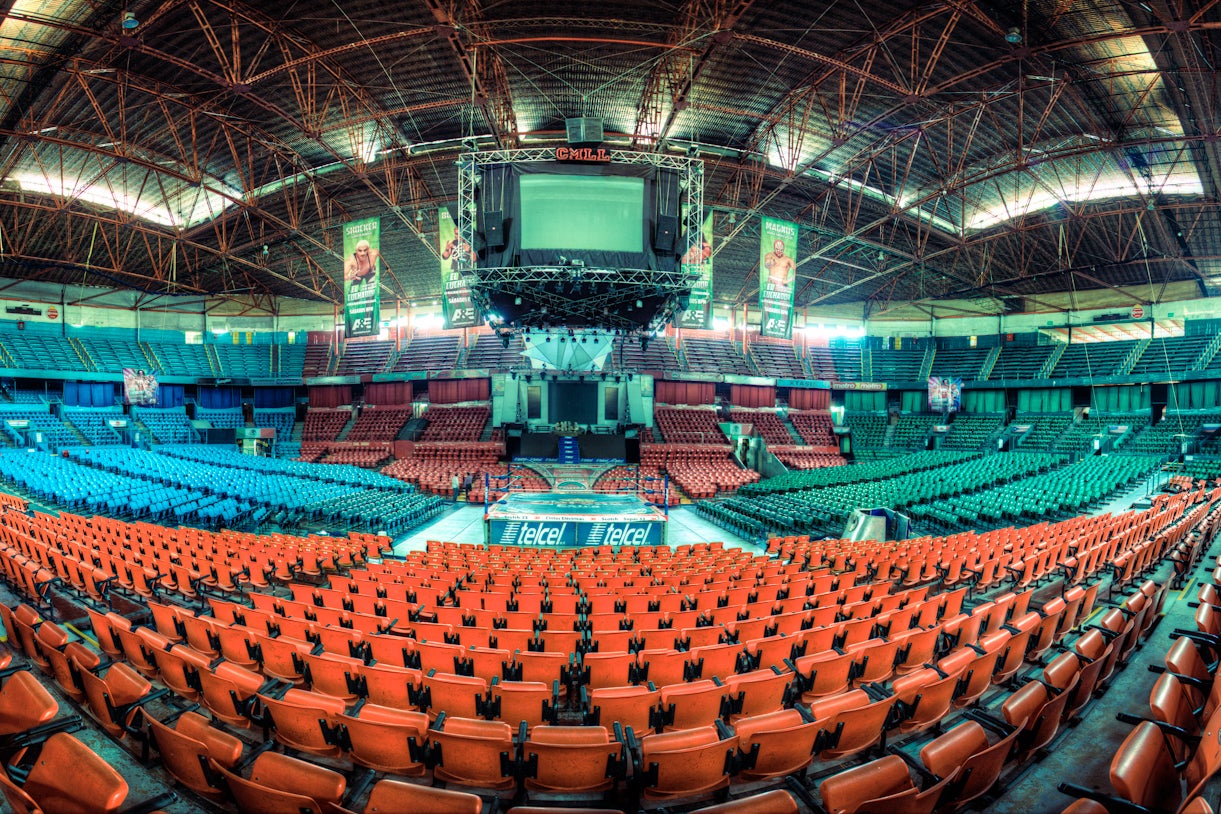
left=678, top=212, right=713, bottom=330
left=439, top=208, right=479, bottom=329
left=758, top=216, right=797, bottom=339
left=343, top=217, right=381, bottom=338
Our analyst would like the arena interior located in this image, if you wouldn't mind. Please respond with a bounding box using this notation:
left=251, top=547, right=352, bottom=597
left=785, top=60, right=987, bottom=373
left=1, top=1, right=1221, bottom=813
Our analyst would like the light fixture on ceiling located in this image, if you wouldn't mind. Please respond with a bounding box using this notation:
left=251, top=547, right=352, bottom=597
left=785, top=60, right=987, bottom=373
left=1005, top=26, right=1022, bottom=44
left=121, top=10, right=139, bottom=29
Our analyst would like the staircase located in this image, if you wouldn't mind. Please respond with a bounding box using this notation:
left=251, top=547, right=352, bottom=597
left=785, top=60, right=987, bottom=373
left=861, top=349, right=873, bottom=381
left=204, top=344, right=221, bottom=374
left=558, top=436, right=580, bottom=464
left=67, top=337, right=95, bottom=371
left=1039, top=344, right=1066, bottom=378
left=980, top=347, right=1001, bottom=380
left=139, top=342, right=163, bottom=373
left=919, top=347, right=935, bottom=380
left=1121, top=338, right=1150, bottom=375
left=1195, top=332, right=1221, bottom=370
left=781, top=414, right=805, bottom=444
left=0, top=341, right=14, bottom=368
left=335, top=412, right=359, bottom=441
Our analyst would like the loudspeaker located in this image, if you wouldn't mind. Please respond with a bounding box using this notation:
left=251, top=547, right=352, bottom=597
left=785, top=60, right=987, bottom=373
left=654, top=215, right=677, bottom=252
left=484, top=209, right=504, bottom=249
left=565, top=117, right=603, bottom=145
left=625, top=437, right=640, bottom=464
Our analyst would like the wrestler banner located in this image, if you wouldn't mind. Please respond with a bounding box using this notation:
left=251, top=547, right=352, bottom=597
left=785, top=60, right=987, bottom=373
left=759, top=216, right=797, bottom=339
left=678, top=212, right=713, bottom=330
left=342, top=217, right=381, bottom=338
left=438, top=208, right=479, bottom=329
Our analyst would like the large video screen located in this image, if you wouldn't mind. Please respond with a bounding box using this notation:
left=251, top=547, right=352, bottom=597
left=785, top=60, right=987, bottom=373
left=519, top=175, right=644, bottom=253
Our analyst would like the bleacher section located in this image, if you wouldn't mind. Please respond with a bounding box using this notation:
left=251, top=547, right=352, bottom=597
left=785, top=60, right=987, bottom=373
left=464, top=333, right=524, bottom=370
left=870, top=348, right=925, bottom=382
left=1126, top=334, right=1212, bottom=380
left=346, top=406, right=412, bottom=442
left=1050, top=340, right=1138, bottom=379
left=729, top=409, right=793, bottom=447
left=303, top=407, right=350, bottom=442
left=606, top=334, right=681, bottom=372
left=843, top=412, right=888, bottom=450
left=682, top=337, right=752, bottom=375
left=0, top=333, right=88, bottom=371
left=336, top=340, right=394, bottom=375
left=279, top=342, right=307, bottom=381
left=641, top=443, right=758, bottom=497
left=747, top=341, right=806, bottom=378
left=654, top=406, right=726, bottom=445
left=1052, top=411, right=1148, bottom=455
left=929, top=347, right=992, bottom=380
left=942, top=413, right=1004, bottom=451
left=805, top=344, right=863, bottom=381
left=789, top=410, right=836, bottom=446
left=1011, top=412, right=1074, bottom=450
left=392, top=335, right=461, bottom=373
left=62, top=408, right=125, bottom=445
left=253, top=408, right=295, bottom=442
left=421, top=405, right=489, bottom=442
left=80, top=337, right=154, bottom=372
left=303, top=344, right=332, bottom=377
left=989, top=344, right=1054, bottom=380
left=195, top=407, right=245, bottom=430
left=146, top=342, right=213, bottom=377
left=890, top=414, right=941, bottom=450
left=1124, top=411, right=1221, bottom=456
left=134, top=407, right=197, bottom=444
left=0, top=405, right=80, bottom=449
left=213, top=344, right=274, bottom=379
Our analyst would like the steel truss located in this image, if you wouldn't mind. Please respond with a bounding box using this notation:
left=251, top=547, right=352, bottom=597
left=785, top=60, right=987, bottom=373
left=470, top=265, right=697, bottom=333
left=457, top=148, right=705, bottom=331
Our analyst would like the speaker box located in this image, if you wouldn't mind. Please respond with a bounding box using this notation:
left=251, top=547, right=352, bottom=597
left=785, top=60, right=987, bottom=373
left=483, top=209, right=504, bottom=248
left=565, top=117, right=603, bottom=145
left=654, top=215, right=678, bottom=252
left=625, top=437, right=641, bottom=464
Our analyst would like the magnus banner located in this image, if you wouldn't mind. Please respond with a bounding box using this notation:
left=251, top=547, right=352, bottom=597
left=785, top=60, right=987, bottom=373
left=759, top=216, right=798, bottom=339
left=678, top=212, right=713, bottom=330
left=438, top=208, right=479, bottom=329
left=342, top=217, right=381, bottom=338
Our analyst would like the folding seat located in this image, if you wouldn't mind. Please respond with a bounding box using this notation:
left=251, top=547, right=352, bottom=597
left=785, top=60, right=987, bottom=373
left=891, top=626, right=943, bottom=675
left=303, top=651, right=364, bottom=701
left=77, top=660, right=162, bottom=739
left=514, top=650, right=570, bottom=688
left=632, top=723, right=734, bottom=802
left=465, top=646, right=513, bottom=681
left=414, top=670, right=489, bottom=720
left=582, top=651, right=637, bottom=689
left=787, top=649, right=855, bottom=702
left=1000, top=678, right=1076, bottom=762
left=253, top=633, right=312, bottom=685
left=888, top=665, right=963, bottom=735
left=657, top=679, right=730, bottom=731
left=686, top=789, right=799, bottom=814
left=584, top=684, right=660, bottom=732
left=1075, top=627, right=1120, bottom=690
left=7, top=605, right=48, bottom=671
left=635, top=649, right=691, bottom=687
left=0, top=670, right=64, bottom=739
left=148, top=639, right=209, bottom=702
left=992, top=612, right=1041, bottom=685
left=522, top=724, right=625, bottom=794
left=336, top=704, right=429, bottom=775
left=1094, top=607, right=1139, bottom=668
left=39, top=626, right=98, bottom=703
left=142, top=709, right=243, bottom=801
left=742, top=635, right=801, bottom=673
left=1057, top=585, right=1088, bottom=641
left=147, top=600, right=186, bottom=642
left=1026, top=596, right=1067, bottom=663
left=209, top=750, right=347, bottom=814
left=178, top=613, right=223, bottom=659
left=409, top=638, right=465, bottom=674
left=0, top=732, right=141, bottom=814
left=1060, top=721, right=1187, bottom=813
left=722, top=668, right=791, bottom=722
left=428, top=715, right=517, bottom=791
left=485, top=679, right=557, bottom=729
left=360, top=662, right=423, bottom=709
left=819, top=753, right=953, bottom=814
left=918, top=717, right=1025, bottom=810
left=359, top=779, right=482, bottom=814
left=82, top=609, right=127, bottom=662
left=731, top=707, right=820, bottom=780
left=808, top=689, right=894, bottom=760
left=196, top=661, right=267, bottom=728
left=257, top=688, right=347, bottom=757
left=937, top=629, right=1008, bottom=710
left=688, top=643, right=743, bottom=681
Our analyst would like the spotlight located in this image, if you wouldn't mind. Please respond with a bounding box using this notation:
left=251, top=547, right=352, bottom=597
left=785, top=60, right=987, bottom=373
left=514, top=296, right=522, bottom=305
left=636, top=300, right=643, bottom=308
left=1005, top=26, right=1022, bottom=44
left=121, top=10, right=139, bottom=29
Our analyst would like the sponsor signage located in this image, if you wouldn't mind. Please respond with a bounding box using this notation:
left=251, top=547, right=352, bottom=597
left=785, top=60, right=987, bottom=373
left=490, top=518, right=664, bottom=547
left=555, top=147, right=612, bottom=162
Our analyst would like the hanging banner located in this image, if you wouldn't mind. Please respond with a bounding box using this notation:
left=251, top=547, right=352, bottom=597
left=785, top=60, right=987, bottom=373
left=678, top=212, right=713, bottom=330
left=758, top=216, right=798, bottom=339
left=928, top=376, right=963, bottom=412
left=439, top=208, right=479, bottom=329
left=342, top=217, right=381, bottom=338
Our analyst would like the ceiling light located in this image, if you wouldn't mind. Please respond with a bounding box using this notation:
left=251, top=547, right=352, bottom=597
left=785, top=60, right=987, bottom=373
left=121, top=11, right=139, bottom=29
left=1005, top=27, right=1022, bottom=44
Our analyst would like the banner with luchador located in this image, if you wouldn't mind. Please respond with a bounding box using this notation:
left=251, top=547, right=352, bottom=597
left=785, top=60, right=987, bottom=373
left=438, top=208, right=479, bottom=329
left=678, top=212, right=713, bottom=330
left=758, top=216, right=798, bottom=339
left=342, top=217, right=381, bottom=338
